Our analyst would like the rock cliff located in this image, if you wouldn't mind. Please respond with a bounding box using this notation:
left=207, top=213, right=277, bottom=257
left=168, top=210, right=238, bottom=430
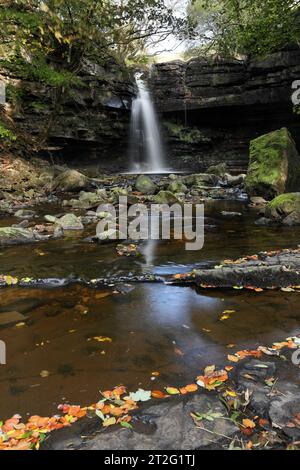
left=150, top=48, right=300, bottom=172
left=1, top=59, right=135, bottom=171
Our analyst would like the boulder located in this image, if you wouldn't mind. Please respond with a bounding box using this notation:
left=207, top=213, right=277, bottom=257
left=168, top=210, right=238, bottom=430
left=0, top=227, right=35, bottom=246
left=14, top=209, right=36, bottom=219
left=265, top=193, right=300, bottom=225
left=55, top=214, right=84, bottom=230
left=153, top=191, right=181, bottom=205
left=64, top=190, right=108, bottom=209
left=224, top=174, right=246, bottom=187
left=93, top=228, right=124, bottom=244
left=135, top=175, right=157, bottom=195
left=168, top=180, right=188, bottom=194
left=207, top=163, right=228, bottom=178
left=183, top=173, right=218, bottom=187
left=245, top=128, right=300, bottom=199
left=52, top=170, right=90, bottom=193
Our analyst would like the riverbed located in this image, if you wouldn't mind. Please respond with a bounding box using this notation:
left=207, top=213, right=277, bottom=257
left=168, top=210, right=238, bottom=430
left=1, top=199, right=300, bottom=420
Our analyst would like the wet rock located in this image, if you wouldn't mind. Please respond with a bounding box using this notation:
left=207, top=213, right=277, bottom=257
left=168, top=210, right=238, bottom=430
left=236, top=359, right=277, bottom=417
left=207, top=163, right=228, bottom=178
left=12, top=220, right=30, bottom=229
left=0, top=227, right=35, bottom=246
left=55, top=214, right=84, bottom=231
left=168, top=180, right=188, bottom=194
left=92, top=228, right=125, bottom=244
left=249, top=196, right=268, bottom=207
left=0, top=311, right=27, bottom=326
left=64, top=190, right=108, bottom=209
left=265, top=193, right=300, bottom=226
left=183, top=173, right=218, bottom=187
left=42, top=392, right=238, bottom=450
left=254, top=217, right=275, bottom=226
left=44, top=215, right=57, bottom=223
left=52, top=170, right=91, bottom=193
left=245, top=128, right=300, bottom=199
left=135, top=175, right=157, bottom=195
left=221, top=211, right=242, bottom=217
left=169, top=248, right=300, bottom=289
left=269, top=384, right=300, bottom=440
left=33, top=224, right=63, bottom=240
left=224, top=174, right=246, bottom=187
left=14, top=209, right=36, bottom=219
left=153, top=191, right=181, bottom=205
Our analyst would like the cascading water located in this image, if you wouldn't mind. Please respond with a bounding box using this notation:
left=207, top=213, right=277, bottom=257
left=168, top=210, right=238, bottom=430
left=129, top=73, right=166, bottom=173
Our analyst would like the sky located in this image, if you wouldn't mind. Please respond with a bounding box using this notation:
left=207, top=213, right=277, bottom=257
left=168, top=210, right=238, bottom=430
left=147, top=0, right=189, bottom=62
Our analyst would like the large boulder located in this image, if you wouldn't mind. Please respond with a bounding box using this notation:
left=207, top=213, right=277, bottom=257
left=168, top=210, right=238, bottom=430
left=52, top=170, right=90, bottom=193
left=135, top=175, right=157, bottom=195
left=245, top=128, right=300, bottom=199
left=265, top=193, right=300, bottom=225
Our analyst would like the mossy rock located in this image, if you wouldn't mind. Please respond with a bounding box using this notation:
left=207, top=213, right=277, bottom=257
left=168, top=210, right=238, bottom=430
left=265, top=193, right=300, bottom=225
left=168, top=180, right=188, bottom=194
left=245, top=128, right=300, bottom=200
left=164, top=122, right=211, bottom=144
left=0, top=227, right=35, bottom=246
left=153, top=191, right=181, bottom=205
left=207, top=163, right=228, bottom=178
left=52, top=170, right=90, bottom=193
left=135, top=175, right=157, bottom=195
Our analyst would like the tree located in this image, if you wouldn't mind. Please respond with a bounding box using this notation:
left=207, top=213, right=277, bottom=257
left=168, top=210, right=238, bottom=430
left=0, top=0, right=186, bottom=142
left=186, top=0, right=300, bottom=57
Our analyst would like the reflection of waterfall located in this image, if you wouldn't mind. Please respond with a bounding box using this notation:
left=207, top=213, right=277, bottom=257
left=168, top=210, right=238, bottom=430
left=130, top=74, right=166, bottom=173
left=143, top=239, right=158, bottom=269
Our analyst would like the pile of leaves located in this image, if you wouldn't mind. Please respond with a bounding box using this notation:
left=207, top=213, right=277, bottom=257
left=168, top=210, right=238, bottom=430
left=1, top=333, right=300, bottom=450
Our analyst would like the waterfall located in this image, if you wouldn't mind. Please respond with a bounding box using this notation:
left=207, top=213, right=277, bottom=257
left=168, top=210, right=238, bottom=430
left=130, top=74, right=166, bottom=173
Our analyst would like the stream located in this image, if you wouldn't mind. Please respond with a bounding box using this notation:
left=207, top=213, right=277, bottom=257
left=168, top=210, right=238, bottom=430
left=1, top=199, right=300, bottom=420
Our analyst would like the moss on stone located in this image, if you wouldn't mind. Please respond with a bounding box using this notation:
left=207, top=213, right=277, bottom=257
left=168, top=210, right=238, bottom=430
left=245, top=128, right=300, bottom=199
left=265, top=192, right=300, bottom=218
left=163, top=121, right=210, bottom=144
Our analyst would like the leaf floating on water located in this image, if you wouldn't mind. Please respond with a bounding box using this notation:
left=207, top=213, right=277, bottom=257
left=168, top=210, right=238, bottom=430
left=151, top=390, right=167, bottom=399
left=39, top=370, right=50, bottom=378
left=128, top=389, right=151, bottom=402
left=93, top=336, right=112, bottom=343
left=179, top=384, right=198, bottom=394
left=165, top=387, right=180, bottom=395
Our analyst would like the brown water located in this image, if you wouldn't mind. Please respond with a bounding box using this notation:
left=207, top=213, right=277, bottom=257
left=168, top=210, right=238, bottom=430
left=1, top=200, right=300, bottom=420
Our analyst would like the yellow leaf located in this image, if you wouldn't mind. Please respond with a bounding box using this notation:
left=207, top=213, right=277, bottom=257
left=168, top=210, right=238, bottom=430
left=165, top=387, right=180, bottom=395
left=103, top=417, right=116, bottom=427
left=204, top=365, right=215, bottom=376
left=227, top=354, right=239, bottom=363
left=93, top=336, right=112, bottom=343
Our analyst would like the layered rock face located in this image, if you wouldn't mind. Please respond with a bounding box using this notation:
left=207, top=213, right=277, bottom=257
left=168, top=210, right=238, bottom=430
left=1, top=59, right=135, bottom=171
left=150, top=48, right=300, bottom=172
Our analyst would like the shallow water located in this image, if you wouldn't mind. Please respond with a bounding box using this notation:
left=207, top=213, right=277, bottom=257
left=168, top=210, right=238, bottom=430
left=1, top=200, right=300, bottom=419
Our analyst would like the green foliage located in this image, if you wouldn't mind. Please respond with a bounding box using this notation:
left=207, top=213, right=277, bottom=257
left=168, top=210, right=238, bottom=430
left=0, top=120, right=17, bottom=142
left=187, top=0, right=300, bottom=57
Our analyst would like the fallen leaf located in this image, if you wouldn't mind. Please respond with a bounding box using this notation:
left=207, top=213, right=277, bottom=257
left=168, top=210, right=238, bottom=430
left=242, top=418, right=256, bottom=429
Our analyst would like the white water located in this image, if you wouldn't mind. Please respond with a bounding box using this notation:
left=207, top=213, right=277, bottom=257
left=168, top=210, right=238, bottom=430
left=130, top=74, right=166, bottom=173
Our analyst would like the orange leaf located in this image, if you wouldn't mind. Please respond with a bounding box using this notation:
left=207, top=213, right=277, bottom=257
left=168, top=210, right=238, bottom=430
left=151, top=390, right=167, bottom=399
